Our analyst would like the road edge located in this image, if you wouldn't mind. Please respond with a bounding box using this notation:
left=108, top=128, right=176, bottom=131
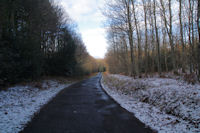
left=99, top=73, right=156, bottom=133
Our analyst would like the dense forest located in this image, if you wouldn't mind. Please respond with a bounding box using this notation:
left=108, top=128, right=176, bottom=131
left=0, top=0, right=102, bottom=86
left=103, top=0, right=200, bottom=79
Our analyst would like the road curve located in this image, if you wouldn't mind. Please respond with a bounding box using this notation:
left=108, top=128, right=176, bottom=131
left=21, top=73, right=153, bottom=133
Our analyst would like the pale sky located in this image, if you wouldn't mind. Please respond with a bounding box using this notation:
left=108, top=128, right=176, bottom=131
left=55, top=0, right=107, bottom=58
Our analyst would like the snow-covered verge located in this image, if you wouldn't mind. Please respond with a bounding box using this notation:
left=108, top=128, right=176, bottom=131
left=101, top=74, right=200, bottom=133
left=0, top=79, right=72, bottom=133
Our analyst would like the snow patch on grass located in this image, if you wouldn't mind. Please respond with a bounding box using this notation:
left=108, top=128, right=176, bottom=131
left=0, top=80, right=71, bottom=133
left=101, top=74, right=200, bottom=133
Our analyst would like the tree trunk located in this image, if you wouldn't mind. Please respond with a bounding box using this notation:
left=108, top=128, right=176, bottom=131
left=125, top=0, right=136, bottom=76
left=197, top=0, right=200, bottom=80
left=142, top=0, right=148, bottom=75
left=179, top=0, right=185, bottom=73
left=160, top=0, right=175, bottom=71
left=132, top=0, right=141, bottom=77
left=153, top=0, right=161, bottom=75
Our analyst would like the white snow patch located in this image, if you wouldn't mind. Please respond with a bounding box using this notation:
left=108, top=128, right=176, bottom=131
left=0, top=80, right=71, bottom=133
left=101, top=74, right=200, bottom=133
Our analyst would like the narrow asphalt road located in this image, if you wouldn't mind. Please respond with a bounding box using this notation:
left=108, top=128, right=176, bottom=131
left=21, top=73, right=153, bottom=133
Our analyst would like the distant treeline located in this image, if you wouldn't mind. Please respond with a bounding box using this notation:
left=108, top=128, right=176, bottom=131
left=0, top=0, right=103, bottom=86
left=103, top=0, right=200, bottom=79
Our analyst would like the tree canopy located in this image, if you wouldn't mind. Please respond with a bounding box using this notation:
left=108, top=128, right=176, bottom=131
left=0, top=0, right=99, bottom=86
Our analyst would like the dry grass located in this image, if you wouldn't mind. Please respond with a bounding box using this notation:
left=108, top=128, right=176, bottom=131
left=103, top=74, right=147, bottom=93
left=183, top=73, right=197, bottom=84
left=103, top=74, right=200, bottom=128
left=1, top=73, right=99, bottom=91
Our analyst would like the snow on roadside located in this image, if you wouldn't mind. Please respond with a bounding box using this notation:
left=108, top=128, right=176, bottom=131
left=101, top=74, right=200, bottom=133
left=0, top=80, right=71, bottom=133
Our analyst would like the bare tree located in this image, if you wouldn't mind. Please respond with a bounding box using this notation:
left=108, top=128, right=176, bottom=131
left=153, top=0, right=161, bottom=75
left=160, top=0, right=176, bottom=71
left=125, top=0, right=137, bottom=76
left=142, top=0, right=149, bottom=75
left=197, top=0, right=200, bottom=79
left=131, top=0, right=141, bottom=76
left=179, top=0, right=185, bottom=72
